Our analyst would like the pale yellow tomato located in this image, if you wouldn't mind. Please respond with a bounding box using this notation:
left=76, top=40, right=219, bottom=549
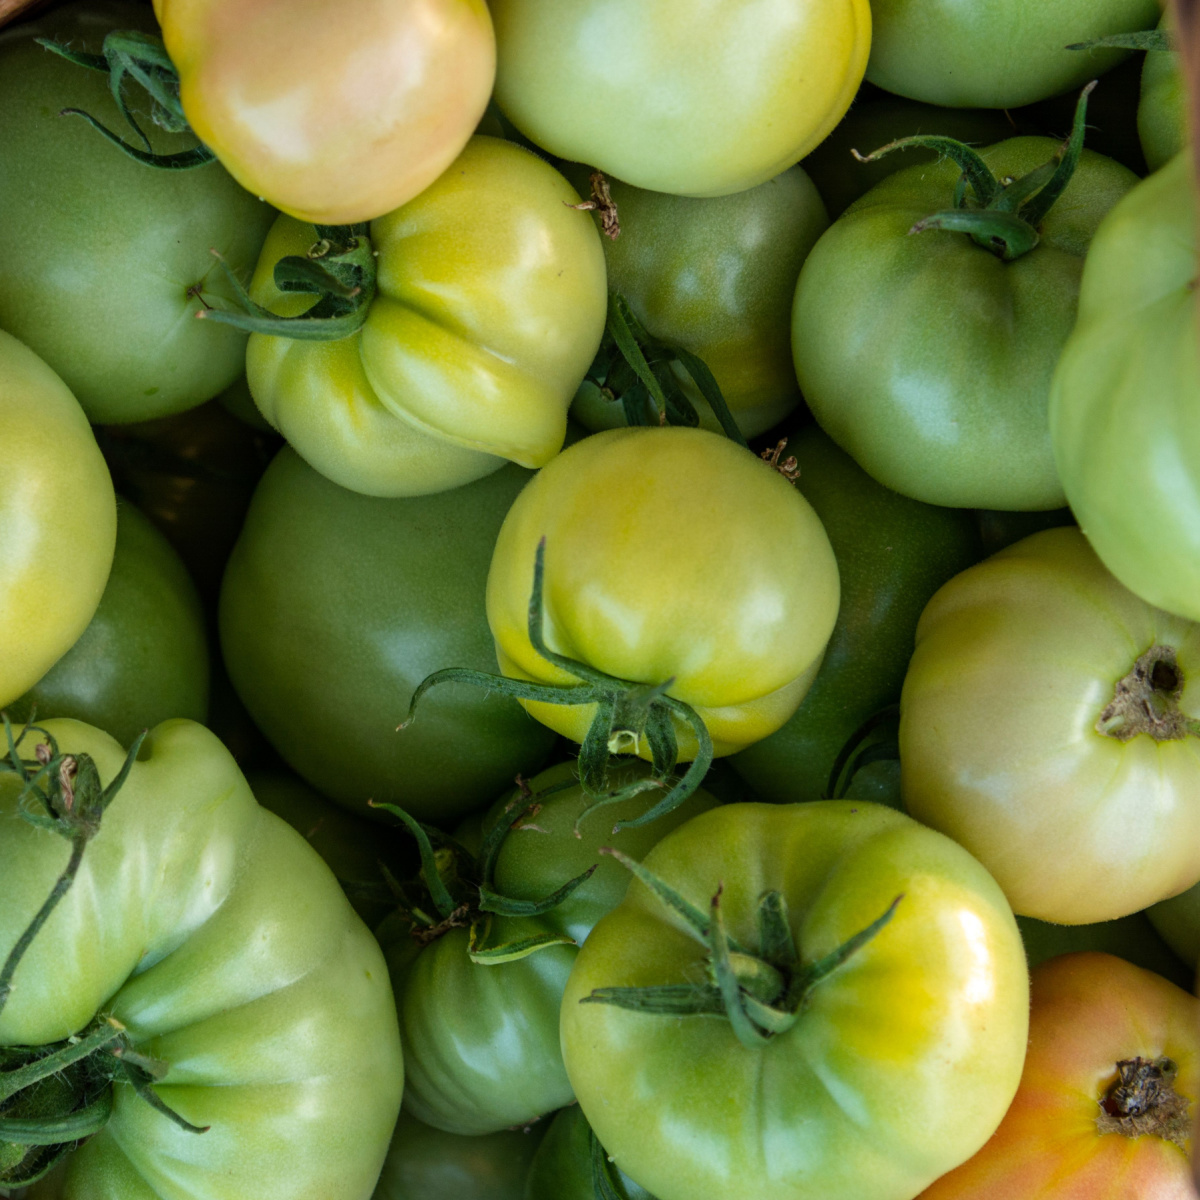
left=0, top=331, right=116, bottom=709
left=155, top=0, right=496, bottom=225
left=491, top=0, right=871, bottom=197
left=902, top=528, right=1200, bottom=925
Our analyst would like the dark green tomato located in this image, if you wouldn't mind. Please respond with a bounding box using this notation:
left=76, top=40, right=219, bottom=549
left=372, top=1110, right=545, bottom=1200
left=488, top=760, right=720, bottom=946
left=977, top=507, right=1076, bottom=557
left=0, top=3, right=275, bottom=424
left=247, top=770, right=405, bottom=928
left=7, top=501, right=207, bottom=747
left=803, top=96, right=1012, bottom=219
left=526, top=1106, right=655, bottom=1200
left=98, top=395, right=281, bottom=603
left=1017, top=914, right=1191, bottom=989
left=793, top=138, right=1139, bottom=510
left=389, top=924, right=576, bottom=1135
left=567, top=165, right=828, bottom=439
left=730, top=427, right=979, bottom=804
left=1140, top=14, right=1187, bottom=172
left=219, top=447, right=557, bottom=822
left=1148, top=882, right=1200, bottom=971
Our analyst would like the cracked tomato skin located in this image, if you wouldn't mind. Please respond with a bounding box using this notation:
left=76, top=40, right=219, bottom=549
left=901, top=527, right=1200, bottom=926
left=3, top=719, right=402, bottom=1200
left=560, top=801, right=1029, bottom=1200
left=491, top=0, right=871, bottom=198
left=154, top=0, right=495, bottom=226
left=485, top=427, right=840, bottom=759
left=917, top=953, right=1200, bottom=1200
left=1050, top=152, right=1200, bottom=624
left=246, top=137, right=607, bottom=496
left=0, top=330, right=116, bottom=711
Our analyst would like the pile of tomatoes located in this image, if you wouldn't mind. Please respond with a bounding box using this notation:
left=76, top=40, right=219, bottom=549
left=2, top=1, right=1199, bottom=1199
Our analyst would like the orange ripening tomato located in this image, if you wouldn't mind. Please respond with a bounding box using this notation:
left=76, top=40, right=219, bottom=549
left=152, top=0, right=496, bottom=225
left=919, top=952, right=1200, bottom=1200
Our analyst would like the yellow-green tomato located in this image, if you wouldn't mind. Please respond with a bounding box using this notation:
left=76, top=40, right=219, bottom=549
left=156, top=0, right=496, bottom=227
left=902, top=528, right=1200, bottom=925
left=561, top=802, right=1029, bottom=1200
left=568, top=165, right=829, bottom=439
left=1140, top=15, right=1188, bottom=172
left=0, top=330, right=116, bottom=709
left=491, top=0, right=871, bottom=198
left=246, top=137, right=607, bottom=497
left=485, top=428, right=840, bottom=759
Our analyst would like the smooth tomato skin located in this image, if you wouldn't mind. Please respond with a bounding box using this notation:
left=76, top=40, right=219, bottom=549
left=372, top=1110, right=544, bottom=1200
left=1017, top=915, right=1191, bottom=989
left=247, top=137, right=607, bottom=496
left=486, top=427, right=841, bottom=759
left=793, top=138, right=1138, bottom=511
left=1140, top=17, right=1187, bottom=173
left=866, top=0, right=1161, bottom=108
left=902, top=528, right=1200, bottom=925
left=491, top=0, right=871, bottom=198
left=1051, top=152, right=1200, bottom=622
left=0, top=330, right=116, bottom=711
left=8, top=502, right=208, bottom=748
left=156, top=0, right=495, bottom=226
left=218, top=447, right=556, bottom=823
left=525, top=1106, right=654, bottom=1200
left=0, top=4, right=274, bottom=424
left=2, top=719, right=402, bottom=1200
left=561, top=802, right=1029, bottom=1200
left=730, top=426, right=981, bottom=804
left=1148, top=884, right=1200, bottom=971
left=391, top=927, right=576, bottom=1136
left=918, top=953, right=1200, bottom=1200
left=567, top=165, right=828, bottom=439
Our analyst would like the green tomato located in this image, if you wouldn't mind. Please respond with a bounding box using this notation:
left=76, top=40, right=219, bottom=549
left=219, top=447, right=557, bottom=823
left=0, top=3, right=274, bottom=424
left=1051, top=152, right=1200, bottom=622
left=372, top=1110, right=545, bottom=1200
left=730, top=426, right=980, bottom=804
left=385, top=763, right=717, bottom=1136
left=247, top=770, right=404, bottom=929
left=793, top=137, right=1138, bottom=510
left=0, top=329, right=116, bottom=710
left=802, top=96, right=1012, bottom=219
left=489, top=760, right=720, bottom=947
left=568, top=165, right=828, bottom=439
left=1148, top=884, right=1200, bottom=971
left=1, top=718, right=402, bottom=1199
left=1017, top=914, right=1190, bottom=988
left=7, top=502, right=208, bottom=748
left=245, top=137, right=607, bottom=497
left=866, top=0, right=1161, bottom=108
left=1140, top=15, right=1188, bottom=172
left=491, top=0, right=871, bottom=198
left=525, top=1106, right=655, bottom=1200
left=561, top=802, right=1029, bottom=1200
left=902, top=527, right=1200, bottom=925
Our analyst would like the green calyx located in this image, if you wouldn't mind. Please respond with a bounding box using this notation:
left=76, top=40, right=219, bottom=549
left=855, top=81, right=1097, bottom=262
left=400, top=540, right=715, bottom=835
left=1067, top=30, right=1173, bottom=54
left=36, top=31, right=214, bottom=170
left=0, top=719, right=204, bottom=1185
left=578, top=293, right=749, bottom=449
left=582, top=848, right=902, bottom=1051
left=197, top=225, right=377, bottom=341
left=370, top=786, right=597, bottom=965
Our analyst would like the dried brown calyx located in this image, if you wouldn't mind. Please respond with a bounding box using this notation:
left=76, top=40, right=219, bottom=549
left=1096, top=1056, right=1192, bottom=1149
